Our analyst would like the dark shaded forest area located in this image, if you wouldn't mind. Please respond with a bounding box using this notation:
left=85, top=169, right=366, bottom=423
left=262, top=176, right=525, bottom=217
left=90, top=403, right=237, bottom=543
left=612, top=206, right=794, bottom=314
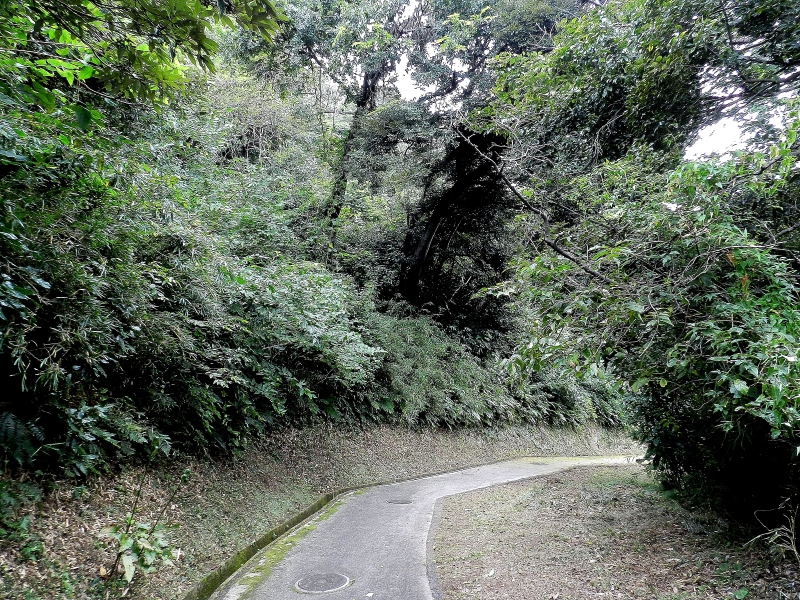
left=1, top=0, right=800, bottom=587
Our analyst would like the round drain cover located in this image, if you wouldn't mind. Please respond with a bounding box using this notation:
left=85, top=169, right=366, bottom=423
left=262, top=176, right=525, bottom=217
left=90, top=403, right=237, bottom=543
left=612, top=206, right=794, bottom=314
left=295, top=573, right=350, bottom=593
left=387, top=498, right=412, bottom=504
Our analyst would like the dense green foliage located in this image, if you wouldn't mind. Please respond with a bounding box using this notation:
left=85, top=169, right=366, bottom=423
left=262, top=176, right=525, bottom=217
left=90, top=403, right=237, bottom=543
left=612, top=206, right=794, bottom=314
left=480, top=0, right=800, bottom=516
left=3, top=0, right=799, bottom=537
left=502, top=137, right=800, bottom=513
left=0, top=0, right=623, bottom=485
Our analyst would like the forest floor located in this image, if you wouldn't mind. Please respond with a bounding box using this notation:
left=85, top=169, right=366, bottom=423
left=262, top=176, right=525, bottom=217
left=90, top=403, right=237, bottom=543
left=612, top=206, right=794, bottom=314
left=0, top=425, right=638, bottom=600
left=433, top=464, right=800, bottom=600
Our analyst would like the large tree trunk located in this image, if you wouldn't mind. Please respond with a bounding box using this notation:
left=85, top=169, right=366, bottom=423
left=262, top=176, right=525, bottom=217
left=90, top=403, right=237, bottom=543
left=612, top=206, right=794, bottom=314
left=401, top=200, right=450, bottom=304
left=327, top=71, right=382, bottom=222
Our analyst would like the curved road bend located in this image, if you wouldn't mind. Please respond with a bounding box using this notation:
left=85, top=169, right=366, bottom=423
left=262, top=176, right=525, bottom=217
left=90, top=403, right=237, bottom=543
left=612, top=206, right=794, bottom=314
left=211, top=456, right=634, bottom=600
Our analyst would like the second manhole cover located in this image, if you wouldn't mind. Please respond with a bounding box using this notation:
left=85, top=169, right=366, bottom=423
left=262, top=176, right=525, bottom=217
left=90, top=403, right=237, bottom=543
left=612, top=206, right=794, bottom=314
left=295, top=573, right=351, bottom=593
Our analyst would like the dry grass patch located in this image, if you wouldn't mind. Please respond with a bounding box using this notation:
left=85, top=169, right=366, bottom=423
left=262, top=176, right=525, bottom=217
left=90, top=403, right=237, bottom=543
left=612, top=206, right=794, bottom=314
left=433, top=465, right=800, bottom=600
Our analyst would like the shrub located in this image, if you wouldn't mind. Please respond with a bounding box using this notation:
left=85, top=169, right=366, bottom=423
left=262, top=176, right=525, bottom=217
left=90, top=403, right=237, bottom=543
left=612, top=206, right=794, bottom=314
left=364, top=310, right=514, bottom=426
left=503, top=122, right=800, bottom=516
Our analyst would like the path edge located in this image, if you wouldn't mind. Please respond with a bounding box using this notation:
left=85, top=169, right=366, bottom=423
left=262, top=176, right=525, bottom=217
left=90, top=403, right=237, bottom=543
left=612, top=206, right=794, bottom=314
left=427, top=497, right=446, bottom=600
left=181, top=455, right=633, bottom=600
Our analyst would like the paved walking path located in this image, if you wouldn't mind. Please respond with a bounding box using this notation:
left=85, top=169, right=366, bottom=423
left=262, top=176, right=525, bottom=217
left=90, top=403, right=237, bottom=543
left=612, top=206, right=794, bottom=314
left=211, top=456, right=634, bottom=600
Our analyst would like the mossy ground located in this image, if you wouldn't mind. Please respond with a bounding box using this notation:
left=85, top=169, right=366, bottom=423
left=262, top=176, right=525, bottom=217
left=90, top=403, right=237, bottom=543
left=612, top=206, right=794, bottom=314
left=210, top=496, right=348, bottom=600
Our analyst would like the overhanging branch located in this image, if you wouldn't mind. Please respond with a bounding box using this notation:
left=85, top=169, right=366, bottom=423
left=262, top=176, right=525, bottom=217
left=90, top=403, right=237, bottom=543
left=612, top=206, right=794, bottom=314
left=454, top=126, right=614, bottom=285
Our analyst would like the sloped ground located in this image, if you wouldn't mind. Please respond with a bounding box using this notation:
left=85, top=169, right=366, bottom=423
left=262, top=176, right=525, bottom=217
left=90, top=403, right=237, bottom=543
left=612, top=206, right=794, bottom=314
left=433, top=465, right=799, bottom=600
left=0, top=425, right=638, bottom=600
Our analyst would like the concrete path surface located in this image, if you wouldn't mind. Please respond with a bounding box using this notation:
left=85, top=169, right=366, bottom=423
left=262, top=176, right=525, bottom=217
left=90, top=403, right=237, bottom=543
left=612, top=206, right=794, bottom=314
left=210, top=456, right=635, bottom=600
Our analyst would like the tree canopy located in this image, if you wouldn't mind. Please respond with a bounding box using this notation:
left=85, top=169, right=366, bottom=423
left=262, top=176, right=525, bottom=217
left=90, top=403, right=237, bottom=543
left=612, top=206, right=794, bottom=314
left=479, top=0, right=800, bottom=514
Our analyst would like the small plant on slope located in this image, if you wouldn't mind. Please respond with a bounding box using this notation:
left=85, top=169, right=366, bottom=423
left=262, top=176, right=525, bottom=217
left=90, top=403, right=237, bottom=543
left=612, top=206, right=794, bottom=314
left=101, top=468, right=190, bottom=585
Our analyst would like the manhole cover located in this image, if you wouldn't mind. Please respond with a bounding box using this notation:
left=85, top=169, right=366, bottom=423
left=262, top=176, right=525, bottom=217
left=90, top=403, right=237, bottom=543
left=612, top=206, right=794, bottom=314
left=386, top=498, right=412, bottom=504
left=295, top=573, right=351, bottom=593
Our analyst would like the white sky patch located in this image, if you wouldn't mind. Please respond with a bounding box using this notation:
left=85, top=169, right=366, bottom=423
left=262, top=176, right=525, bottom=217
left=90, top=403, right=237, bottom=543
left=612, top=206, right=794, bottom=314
left=395, top=41, right=443, bottom=101
left=394, top=0, right=425, bottom=100
left=684, top=117, right=748, bottom=160
left=395, top=54, right=430, bottom=100
left=685, top=104, right=791, bottom=160
left=395, top=49, right=469, bottom=108
left=400, top=0, right=417, bottom=20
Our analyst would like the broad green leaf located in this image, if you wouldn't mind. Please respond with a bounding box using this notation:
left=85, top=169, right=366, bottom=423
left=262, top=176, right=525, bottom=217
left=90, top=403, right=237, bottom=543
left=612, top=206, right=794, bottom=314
left=730, top=380, right=749, bottom=396
left=627, top=301, right=645, bottom=314
left=121, top=552, right=136, bottom=583
left=73, top=105, right=92, bottom=130
left=77, top=65, right=94, bottom=80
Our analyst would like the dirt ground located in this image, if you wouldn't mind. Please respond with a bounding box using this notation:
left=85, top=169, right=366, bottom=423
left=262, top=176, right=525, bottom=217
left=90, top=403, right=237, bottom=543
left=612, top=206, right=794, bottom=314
left=0, top=425, right=638, bottom=600
left=433, top=465, right=800, bottom=600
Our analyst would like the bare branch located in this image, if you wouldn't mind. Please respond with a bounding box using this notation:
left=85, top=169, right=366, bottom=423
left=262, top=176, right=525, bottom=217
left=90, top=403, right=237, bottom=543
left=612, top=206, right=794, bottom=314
left=454, top=126, right=614, bottom=285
